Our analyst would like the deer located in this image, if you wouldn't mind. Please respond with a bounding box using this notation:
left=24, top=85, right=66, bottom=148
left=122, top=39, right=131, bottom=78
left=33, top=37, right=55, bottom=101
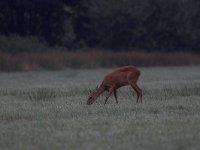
left=87, top=66, right=142, bottom=105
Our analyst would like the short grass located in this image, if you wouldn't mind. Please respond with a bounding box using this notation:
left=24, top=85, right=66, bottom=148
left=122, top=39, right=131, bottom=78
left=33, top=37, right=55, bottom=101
left=0, top=66, right=200, bottom=150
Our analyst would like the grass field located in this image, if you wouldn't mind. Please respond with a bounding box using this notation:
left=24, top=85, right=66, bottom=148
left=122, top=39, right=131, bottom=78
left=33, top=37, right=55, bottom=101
left=0, top=66, right=200, bottom=150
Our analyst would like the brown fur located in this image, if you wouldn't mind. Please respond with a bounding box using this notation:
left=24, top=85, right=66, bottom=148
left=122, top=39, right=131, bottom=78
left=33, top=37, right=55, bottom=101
left=87, top=66, right=142, bottom=105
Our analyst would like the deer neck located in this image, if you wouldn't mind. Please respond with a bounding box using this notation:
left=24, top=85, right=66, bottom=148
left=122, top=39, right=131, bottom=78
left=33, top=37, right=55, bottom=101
left=94, top=86, right=105, bottom=99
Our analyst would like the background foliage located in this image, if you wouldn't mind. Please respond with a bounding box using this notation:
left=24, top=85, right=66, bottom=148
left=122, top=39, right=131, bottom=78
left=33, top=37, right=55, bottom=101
left=0, top=0, right=200, bottom=52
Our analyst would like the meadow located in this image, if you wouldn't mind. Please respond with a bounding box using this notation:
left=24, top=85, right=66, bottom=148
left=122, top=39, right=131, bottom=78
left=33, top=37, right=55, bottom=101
left=0, top=66, right=200, bottom=150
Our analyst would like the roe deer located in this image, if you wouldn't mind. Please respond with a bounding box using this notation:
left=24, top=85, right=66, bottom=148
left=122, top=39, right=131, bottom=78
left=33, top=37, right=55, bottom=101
left=87, top=66, right=142, bottom=105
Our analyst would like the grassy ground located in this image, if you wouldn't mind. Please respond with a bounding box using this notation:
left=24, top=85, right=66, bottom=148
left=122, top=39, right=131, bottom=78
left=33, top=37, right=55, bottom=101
left=0, top=66, right=200, bottom=150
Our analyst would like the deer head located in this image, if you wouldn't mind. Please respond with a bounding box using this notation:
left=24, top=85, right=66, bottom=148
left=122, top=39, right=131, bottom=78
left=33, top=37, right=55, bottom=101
left=87, top=86, right=99, bottom=105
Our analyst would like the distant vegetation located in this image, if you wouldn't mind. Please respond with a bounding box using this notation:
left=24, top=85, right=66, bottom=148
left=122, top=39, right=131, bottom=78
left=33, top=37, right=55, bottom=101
left=0, top=0, right=200, bottom=52
left=1, top=50, right=200, bottom=71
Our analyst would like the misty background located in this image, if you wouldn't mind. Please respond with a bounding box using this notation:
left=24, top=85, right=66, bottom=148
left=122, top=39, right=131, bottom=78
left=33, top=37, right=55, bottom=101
left=0, top=0, right=200, bottom=71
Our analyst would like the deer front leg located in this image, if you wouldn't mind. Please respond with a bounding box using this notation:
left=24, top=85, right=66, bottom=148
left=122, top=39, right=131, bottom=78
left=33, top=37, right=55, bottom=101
left=114, top=90, right=118, bottom=104
left=104, top=87, right=114, bottom=105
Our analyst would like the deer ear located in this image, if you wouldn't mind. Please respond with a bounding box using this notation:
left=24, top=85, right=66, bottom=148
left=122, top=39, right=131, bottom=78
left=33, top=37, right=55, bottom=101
left=88, top=88, right=92, bottom=94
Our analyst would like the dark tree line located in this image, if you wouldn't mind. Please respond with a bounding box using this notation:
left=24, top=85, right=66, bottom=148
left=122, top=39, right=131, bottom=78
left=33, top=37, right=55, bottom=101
left=0, top=0, right=67, bottom=46
left=0, top=0, right=200, bottom=52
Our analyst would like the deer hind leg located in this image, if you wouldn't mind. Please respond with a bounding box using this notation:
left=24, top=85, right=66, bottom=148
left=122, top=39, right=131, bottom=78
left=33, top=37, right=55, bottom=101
left=129, top=81, right=142, bottom=103
left=134, top=83, right=142, bottom=103
left=104, top=87, right=114, bottom=105
left=114, top=90, right=118, bottom=104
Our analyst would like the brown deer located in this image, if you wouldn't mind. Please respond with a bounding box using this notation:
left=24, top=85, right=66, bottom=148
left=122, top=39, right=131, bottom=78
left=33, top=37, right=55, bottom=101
left=87, top=66, right=142, bottom=105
